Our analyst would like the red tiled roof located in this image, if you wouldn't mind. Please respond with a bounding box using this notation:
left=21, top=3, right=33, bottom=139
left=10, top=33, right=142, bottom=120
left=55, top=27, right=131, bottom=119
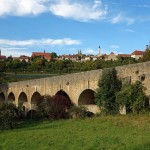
left=32, top=52, right=51, bottom=61
left=0, top=55, right=6, bottom=59
left=20, top=55, right=30, bottom=59
left=20, top=55, right=29, bottom=58
left=110, top=52, right=115, bottom=55
left=131, top=50, right=145, bottom=55
left=118, top=54, right=131, bottom=57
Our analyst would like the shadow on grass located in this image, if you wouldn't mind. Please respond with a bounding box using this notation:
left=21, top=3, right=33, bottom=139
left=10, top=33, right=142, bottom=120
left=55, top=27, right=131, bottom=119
left=16, top=119, right=66, bottom=131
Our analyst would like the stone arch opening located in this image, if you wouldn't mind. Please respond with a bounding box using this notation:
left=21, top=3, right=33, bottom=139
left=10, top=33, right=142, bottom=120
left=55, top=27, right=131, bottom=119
left=26, top=109, right=37, bottom=119
left=18, top=92, right=28, bottom=117
left=18, top=92, right=28, bottom=106
left=31, top=92, right=41, bottom=106
left=0, top=92, right=5, bottom=103
left=8, top=92, right=15, bottom=102
left=78, top=89, right=95, bottom=105
left=56, top=90, right=70, bottom=100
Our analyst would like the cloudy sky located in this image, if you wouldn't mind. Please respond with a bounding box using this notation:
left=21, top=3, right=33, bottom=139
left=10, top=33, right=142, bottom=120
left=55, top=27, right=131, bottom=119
left=0, top=0, right=150, bottom=57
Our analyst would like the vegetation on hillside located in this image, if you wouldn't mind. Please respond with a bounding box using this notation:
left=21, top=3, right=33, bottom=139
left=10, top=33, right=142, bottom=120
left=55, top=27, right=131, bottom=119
left=0, top=56, right=137, bottom=83
left=1, top=115, right=150, bottom=150
left=95, top=68, right=149, bottom=115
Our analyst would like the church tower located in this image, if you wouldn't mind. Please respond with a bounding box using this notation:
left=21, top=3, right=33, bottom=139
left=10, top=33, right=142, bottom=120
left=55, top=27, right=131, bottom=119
left=97, top=46, right=101, bottom=56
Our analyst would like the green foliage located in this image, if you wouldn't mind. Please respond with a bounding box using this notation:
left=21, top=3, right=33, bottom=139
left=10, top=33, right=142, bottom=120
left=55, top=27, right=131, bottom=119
left=117, top=81, right=149, bottom=114
left=0, top=102, right=19, bottom=129
left=37, top=95, right=72, bottom=120
left=51, top=52, right=57, bottom=60
left=1, top=115, right=150, bottom=149
left=68, top=106, right=88, bottom=119
left=95, top=68, right=121, bottom=114
left=140, top=49, right=150, bottom=62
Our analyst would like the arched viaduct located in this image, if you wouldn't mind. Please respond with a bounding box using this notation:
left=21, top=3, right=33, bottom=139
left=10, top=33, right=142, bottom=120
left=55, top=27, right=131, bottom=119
left=1, top=61, right=150, bottom=115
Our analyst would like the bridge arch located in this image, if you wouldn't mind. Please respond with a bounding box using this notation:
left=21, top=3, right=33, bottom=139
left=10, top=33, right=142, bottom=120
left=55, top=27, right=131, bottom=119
left=55, top=90, right=70, bottom=100
left=18, top=92, right=28, bottom=116
left=78, top=89, right=95, bottom=105
left=18, top=92, right=28, bottom=106
left=7, top=92, right=15, bottom=102
left=31, top=92, right=41, bottom=108
left=26, top=109, right=37, bottom=119
left=0, top=92, right=5, bottom=103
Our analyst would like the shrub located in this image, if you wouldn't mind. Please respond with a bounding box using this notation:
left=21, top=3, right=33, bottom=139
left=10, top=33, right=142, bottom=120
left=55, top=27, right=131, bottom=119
left=116, top=81, right=149, bottom=114
left=69, top=106, right=88, bottom=119
left=0, top=102, right=19, bottom=129
left=37, top=95, right=72, bottom=120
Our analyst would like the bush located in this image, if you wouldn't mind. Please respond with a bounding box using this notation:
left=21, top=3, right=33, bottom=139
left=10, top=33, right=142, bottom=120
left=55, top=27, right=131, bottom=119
left=116, top=81, right=149, bottom=114
left=69, top=106, right=88, bottom=119
left=0, top=102, right=19, bottom=129
left=37, top=95, right=72, bottom=120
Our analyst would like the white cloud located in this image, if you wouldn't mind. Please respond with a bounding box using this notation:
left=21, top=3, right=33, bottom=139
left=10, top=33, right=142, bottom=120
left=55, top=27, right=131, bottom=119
left=0, top=0, right=48, bottom=16
left=49, top=0, right=107, bottom=21
left=111, top=13, right=135, bottom=25
left=1, top=48, right=31, bottom=57
left=0, top=38, right=81, bottom=46
left=0, top=0, right=107, bottom=21
left=110, top=45, right=120, bottom=49
left=125, top=29, right=135, bottom=33
left=83, top=49, right=98, bottom=55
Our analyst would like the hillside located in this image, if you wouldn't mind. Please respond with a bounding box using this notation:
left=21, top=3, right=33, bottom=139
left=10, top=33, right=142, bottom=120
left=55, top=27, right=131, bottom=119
left=0, top=115, right=150, bottom=150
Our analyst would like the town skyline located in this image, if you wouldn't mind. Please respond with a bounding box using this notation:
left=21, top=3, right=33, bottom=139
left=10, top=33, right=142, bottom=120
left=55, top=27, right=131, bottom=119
left=0, top=0, right=150, bottom=57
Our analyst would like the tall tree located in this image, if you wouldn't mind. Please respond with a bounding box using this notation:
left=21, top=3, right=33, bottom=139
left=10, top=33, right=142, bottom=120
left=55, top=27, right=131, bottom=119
left=116, top=81, right=149, bottom=114
left=95, top=68, right=121, bottom=114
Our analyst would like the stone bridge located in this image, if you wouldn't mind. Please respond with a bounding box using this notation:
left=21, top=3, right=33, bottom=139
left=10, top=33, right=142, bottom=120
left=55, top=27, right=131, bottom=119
left=1, top=61, right=150, bottom=115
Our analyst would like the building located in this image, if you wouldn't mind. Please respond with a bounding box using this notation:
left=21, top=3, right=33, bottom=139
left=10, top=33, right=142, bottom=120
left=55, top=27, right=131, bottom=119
left=32, top=51, right=51, bottom=61
left=20, top=55, right=30, bottom=62
left=97, top=46, right=102, bottom=57
left=0, top=50, right=6, bottom=62
left=105, top=52, right=118, bottom=61
left=131, top=50, right=145, bottom=60
left=117, top=54, right=131, bottom=59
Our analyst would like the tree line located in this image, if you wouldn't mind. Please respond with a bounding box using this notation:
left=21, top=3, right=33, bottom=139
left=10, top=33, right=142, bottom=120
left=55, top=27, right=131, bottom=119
left=0, top=55, right=138, bottom=83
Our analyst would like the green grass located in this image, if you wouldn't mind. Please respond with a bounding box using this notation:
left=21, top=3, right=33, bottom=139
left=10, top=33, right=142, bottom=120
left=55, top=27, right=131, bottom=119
left=1, top=115, right=150, bottom=150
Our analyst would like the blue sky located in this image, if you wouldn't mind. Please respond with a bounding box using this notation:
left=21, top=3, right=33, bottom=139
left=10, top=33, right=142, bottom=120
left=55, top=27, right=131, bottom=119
left=0, top=0, right=150, bottom=57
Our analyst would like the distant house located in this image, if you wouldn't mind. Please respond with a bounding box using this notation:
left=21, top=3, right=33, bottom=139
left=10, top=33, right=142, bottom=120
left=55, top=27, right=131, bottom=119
left=131, top=50, right=145, bottom=60
left=32, top=51, right=51, bottom=61
left=0, top=50, right=6, bottom=61
left=105, top=52, right=117, bottom=61
left=12, top=57, right=19, bottom=60
left=58, top=54, right=83, bottom=62
left=0, top=55, right=6, bottom=62
left=118, top=54, right=131, bottom=59
left=20, top=55, right=30, bottom=62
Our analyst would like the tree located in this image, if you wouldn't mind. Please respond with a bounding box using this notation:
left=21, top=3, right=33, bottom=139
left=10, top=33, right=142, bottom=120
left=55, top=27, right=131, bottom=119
left=51, top=52, right=57, bottom=61
left=37, top=95, right=72, bottom=120
left=0, top=102, right=19, bottom=129
left=95, top=68, right=121, bottom=114
left=140, top=49, right=150, bottom=62
left=116, top=81, right=149, bottom=114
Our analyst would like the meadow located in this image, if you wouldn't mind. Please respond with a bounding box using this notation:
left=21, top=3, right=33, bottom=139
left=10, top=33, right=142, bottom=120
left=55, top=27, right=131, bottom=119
left=0, top=115, right=150, bottom=150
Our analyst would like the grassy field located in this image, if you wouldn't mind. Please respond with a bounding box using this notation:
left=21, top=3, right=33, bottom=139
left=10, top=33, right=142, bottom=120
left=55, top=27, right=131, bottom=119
left=0, top=115, right=150, bottom=150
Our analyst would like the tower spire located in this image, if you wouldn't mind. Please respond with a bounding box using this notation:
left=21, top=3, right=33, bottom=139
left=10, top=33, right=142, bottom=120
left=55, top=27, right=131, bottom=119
left=97, top=46, right=101, bottom=56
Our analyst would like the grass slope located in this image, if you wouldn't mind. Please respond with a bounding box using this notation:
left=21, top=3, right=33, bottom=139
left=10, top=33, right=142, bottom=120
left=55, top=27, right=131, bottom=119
left=0, top=115, right=150, bottom=150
